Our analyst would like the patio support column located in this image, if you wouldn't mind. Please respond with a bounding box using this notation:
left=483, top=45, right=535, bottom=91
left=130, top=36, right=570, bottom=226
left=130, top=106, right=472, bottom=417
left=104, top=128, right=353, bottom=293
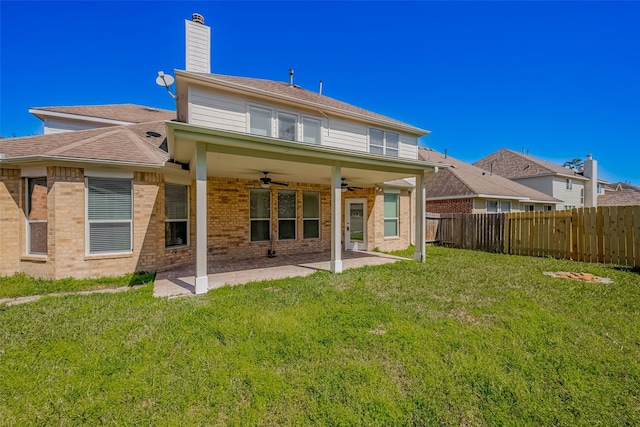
left=194, top=141, right=209, bottom=294
left=414, top=171, right=426, bottom=262
left=330, top=163, right=342, bottom=273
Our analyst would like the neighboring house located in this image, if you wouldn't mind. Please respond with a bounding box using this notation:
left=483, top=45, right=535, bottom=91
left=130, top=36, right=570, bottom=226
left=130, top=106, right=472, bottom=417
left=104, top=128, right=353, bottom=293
left=418, top=148, right=560, bottom=213
left=474, top=148, right=603, bottom=210
left=0, top=14, right=440, bottom=292
left=28, top=104, right=175, bottom=134
left=599, top=182, right=640, bottom=206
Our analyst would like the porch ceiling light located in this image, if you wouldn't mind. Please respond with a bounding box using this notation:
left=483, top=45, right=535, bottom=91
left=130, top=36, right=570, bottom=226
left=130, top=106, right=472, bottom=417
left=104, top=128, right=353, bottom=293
left=261, top=183, right=271, bottom=189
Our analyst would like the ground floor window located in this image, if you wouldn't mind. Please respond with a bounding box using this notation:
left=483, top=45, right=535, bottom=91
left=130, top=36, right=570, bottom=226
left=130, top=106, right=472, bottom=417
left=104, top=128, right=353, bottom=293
left=26, top=177, right=48, bottom=255
left=525, top=204, right=535, bottom=212
left=384, top=193, right=399, bottom=237
left=486, top=200, right=511, bottom=213
left=87, top=177, right=132, bottom=254
left=165, top=183, right=189, bottom=247
left=303, top=191, right=320, bottom=239
left=278, top=190, right=296, bottom=240
left=250, top=189, right=271, bottom=241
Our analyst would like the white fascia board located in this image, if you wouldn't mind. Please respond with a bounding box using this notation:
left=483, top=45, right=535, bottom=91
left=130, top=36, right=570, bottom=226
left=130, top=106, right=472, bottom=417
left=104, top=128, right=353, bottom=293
left=174, top=70, right=430, bottom=136
left=166, top=121, right=443, bottom=174
left=28, top=109, right=133, bottom=126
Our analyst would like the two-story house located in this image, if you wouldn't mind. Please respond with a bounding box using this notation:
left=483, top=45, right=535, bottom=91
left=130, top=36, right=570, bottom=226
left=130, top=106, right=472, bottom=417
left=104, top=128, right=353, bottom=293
left=418, top=148, right=560, bottom=213
left=0, top=14, right=440, bottom=293
left=474, top=148, right=602, bottom=210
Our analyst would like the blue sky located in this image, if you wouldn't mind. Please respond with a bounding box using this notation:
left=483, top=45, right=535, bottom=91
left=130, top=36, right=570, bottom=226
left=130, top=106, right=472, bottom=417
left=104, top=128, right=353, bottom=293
left=1, top=1, right=639, bottom=184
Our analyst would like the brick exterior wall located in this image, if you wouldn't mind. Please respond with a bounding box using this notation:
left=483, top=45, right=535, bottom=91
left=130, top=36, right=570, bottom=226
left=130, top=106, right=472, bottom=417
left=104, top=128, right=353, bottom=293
left=0, top=169, right=415, bottom=279
left=427, top=198, right=473, bottom=214
left=0, top=169, right=22, bottom=275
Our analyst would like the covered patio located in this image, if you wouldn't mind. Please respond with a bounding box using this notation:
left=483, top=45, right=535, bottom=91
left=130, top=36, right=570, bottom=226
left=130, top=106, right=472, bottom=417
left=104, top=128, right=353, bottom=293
left=153, top=249, right=408, bottom=297
left=166, top=121, right=440, bottom=294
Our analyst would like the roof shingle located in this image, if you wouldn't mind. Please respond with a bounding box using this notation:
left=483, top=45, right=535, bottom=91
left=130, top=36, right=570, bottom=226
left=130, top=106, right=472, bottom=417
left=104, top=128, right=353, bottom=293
left=31, top=104, right=175, bottom=124
left=0, top=121, right=168, bottom=166
left=419, top=148, right=559, bottom=203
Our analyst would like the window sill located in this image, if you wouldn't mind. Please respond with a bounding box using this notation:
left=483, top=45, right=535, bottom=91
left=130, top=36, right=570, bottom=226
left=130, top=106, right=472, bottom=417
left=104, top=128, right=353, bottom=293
left=85, top=252, right=133, bottom=261
left=21, top=255, right=48, bottom=263
left=165, top=244, right=189, bottom=251
left=384, top=236, right=400, bottom=240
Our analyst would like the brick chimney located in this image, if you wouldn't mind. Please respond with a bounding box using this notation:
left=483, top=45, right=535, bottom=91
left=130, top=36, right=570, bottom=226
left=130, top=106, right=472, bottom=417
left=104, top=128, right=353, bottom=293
left=185, top=13, right=210, bottom=73
left=583, top=154, right=598, bottom=208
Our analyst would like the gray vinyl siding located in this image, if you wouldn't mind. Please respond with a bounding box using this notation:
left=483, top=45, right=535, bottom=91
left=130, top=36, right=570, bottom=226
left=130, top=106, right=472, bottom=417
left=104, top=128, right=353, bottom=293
left=189, top=88, right=246, bottom=132
left=187, top=87, right=419, bottom=159
left=322, top=119, right=367, bottom=152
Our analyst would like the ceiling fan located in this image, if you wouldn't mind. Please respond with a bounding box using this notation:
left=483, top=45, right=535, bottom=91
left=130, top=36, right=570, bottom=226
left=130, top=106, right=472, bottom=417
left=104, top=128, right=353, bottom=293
left=260, top=171, right=288, bottom=188
left=341, top=178, right=363, bottom=192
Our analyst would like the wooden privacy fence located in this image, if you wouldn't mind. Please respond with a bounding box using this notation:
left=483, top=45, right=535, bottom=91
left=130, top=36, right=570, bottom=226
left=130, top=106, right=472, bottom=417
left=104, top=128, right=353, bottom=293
left=428, top=206, right=640, bottom=267
left=437, top=213, right=506, bottom=253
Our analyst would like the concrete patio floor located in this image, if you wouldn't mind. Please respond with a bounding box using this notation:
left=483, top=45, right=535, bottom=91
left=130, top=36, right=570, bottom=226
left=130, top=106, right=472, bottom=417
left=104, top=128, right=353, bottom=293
left=153, top=250, right=408, bottom=297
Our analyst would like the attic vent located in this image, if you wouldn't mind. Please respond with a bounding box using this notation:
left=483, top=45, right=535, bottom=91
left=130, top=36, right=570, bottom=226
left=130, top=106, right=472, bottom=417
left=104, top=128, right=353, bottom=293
left=192, top=13, right=204, bottom=24
left=144, top=107, right=159, bottom=112
left=146, top=131, right=162, bottom=138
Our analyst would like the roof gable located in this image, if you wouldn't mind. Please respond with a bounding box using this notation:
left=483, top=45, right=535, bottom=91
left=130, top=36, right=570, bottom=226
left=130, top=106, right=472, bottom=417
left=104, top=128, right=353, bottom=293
left=474, top=148, right=585, bottom=180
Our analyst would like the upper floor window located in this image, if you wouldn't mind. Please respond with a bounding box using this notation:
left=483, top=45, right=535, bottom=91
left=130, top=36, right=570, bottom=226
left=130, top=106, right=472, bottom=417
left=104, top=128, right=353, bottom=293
left=165, top=183, right=189, bottom=247
left=278, top=112, right=297, bottom=141
left=26, top=177, right=48, bottom=255
left=369, top=129, right=399, bottom=157
left=87, top=177, right=132, bottom=254
left=597, top=183, right=605, bottom=194
left=303, top=118, right=321, bottom=144
left=566, top=179, right=573, bottom=190
left=249, top=106, right=272, bottom=137
left=580, top=188, right=584, bottom=205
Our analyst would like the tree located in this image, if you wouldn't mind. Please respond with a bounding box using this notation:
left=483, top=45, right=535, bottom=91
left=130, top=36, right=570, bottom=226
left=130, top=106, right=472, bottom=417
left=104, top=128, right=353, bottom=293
left=563, top=158, right=583, bottom=170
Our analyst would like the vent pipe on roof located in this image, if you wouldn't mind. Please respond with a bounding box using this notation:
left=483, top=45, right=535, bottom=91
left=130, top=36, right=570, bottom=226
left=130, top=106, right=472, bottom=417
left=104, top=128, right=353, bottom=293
left=289, top=69, right=294, bottom=86
left=444, top=148, right=448, bottom=159
left=319, top=80, right=323, bottom=95
left=192, top=13, right=204, bottom=24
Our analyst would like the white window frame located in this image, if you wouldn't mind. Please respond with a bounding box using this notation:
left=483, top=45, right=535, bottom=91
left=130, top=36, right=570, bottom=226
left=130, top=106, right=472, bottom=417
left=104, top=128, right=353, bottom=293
left=250, top=189, right=271, bottom=242
left=277, top=111, right=298, bottom=141
left=277, top=190, right=297, bottom=240
left=368, top=128, right=400, bottom=157
left=165, top=183, right=190, bottom=248
left=248, top=105, right=273, bottom=137
left=302, top=116, right=321, bottom=145
left=302, top=191, right=320, bottom=240
left=597, top=183, right=605, bottom=194
left=383, top=193, right=400, bottom=238
left=486, top=200, right=511, bottom=213
left=25, top=177, right=48, bottom=256
left=525, top=204, right=535, bottom=212
left=580, top=188, right=584, bottom=205
left=85, top=177, right=133, bottom=255
left=566, top=179, right=573, bottom=190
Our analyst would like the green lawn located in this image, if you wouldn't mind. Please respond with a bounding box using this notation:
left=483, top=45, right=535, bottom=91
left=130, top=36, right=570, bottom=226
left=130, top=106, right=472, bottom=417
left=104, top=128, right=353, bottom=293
left=1, top=247, right=639, bottom=425
left=0, top=272, right=155, bottom=299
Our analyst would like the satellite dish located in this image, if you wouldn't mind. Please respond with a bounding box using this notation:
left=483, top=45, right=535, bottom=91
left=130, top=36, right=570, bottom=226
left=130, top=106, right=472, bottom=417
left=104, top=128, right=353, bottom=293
left=156, top=71, right=176, bottom=100
left=156, top=72, right=175, bottom=87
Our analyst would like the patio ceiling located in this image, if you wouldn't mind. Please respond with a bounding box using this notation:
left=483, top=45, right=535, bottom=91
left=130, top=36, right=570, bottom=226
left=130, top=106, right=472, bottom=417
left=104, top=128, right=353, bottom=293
left=166, top=121, right=442, bottom=187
